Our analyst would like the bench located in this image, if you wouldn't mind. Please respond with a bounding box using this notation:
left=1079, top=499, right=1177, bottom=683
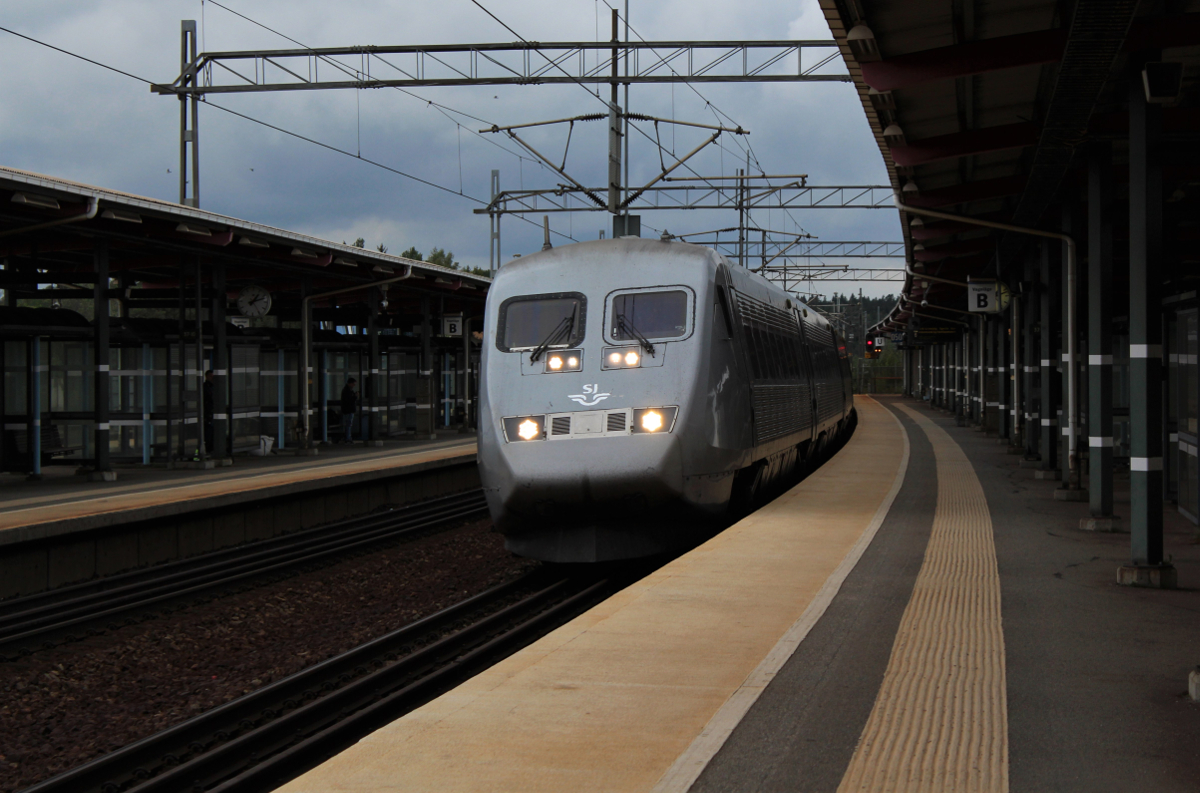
left=2, top=425, right=82, bottom=471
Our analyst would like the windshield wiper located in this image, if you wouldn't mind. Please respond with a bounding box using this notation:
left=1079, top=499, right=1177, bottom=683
left=529, top=306, right=577, bottom=362
left=616, top=313, right=655, bottom=357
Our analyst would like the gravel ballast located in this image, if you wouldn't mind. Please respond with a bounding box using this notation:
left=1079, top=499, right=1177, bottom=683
left=0, top=516, right=536, bottom=793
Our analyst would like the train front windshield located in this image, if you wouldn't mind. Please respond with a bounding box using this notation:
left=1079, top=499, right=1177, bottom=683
left=610, top=290, right=688, bottom=339
left=500, top=295, right=585, bottom=350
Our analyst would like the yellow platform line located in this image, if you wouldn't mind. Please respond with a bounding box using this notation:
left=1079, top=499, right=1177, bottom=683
left=838, top=404, right=1008, bottom=793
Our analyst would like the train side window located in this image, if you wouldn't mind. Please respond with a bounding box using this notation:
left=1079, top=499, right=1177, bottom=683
left=766, top=330, right=782, bottom=380
left=744, top=324, right=763, bottom=379
left=496, top=292, right=586, bottom=351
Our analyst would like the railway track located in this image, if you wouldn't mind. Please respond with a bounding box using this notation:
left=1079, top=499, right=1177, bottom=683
left=23, top=567, right=619, bottom=793
left=0, top=489, right=489, bottom=660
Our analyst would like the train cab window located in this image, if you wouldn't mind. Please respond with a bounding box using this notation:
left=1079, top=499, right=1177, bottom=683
left=497, top=293, right=586, bottom=351
left=610, top=290, right=689, bottom=340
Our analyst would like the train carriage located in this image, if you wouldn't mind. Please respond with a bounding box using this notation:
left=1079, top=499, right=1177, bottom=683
left=478, top=237, right=854, bottom=562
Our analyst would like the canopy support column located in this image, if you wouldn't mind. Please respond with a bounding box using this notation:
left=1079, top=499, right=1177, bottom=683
left=1087, top=142, right=1116, bottom=525
left=1123, top=64, right=1172, bottom=585
left=91, top=241, right=114, bottom=481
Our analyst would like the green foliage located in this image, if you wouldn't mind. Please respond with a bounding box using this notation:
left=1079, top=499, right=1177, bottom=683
left=426, top=247, right=456, bottom=269
left=352, top=238, right=366, bottom=248
left=376, top=243, right=388, bottom=254
left=343, top=243, right=491, bottom=278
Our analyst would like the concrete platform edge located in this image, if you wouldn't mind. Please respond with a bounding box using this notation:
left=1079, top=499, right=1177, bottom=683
left=0, top=451, right=475, bottom=549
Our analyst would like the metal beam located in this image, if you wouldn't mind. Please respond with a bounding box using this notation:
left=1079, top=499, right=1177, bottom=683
left=153, top=40, right=850, bottom=94
left=676, top=240, right=904, bottom=257
left=761, top=267, right=905, bottom=282
left=889, top=121, right=1041, bottom=167
left=1005, top=0, right=1139, bottom=232
left=860, top=14, right=1200, bottom=92
left=902, top=175, right=1027, bottom=209
left=476, top=184, right=894, bottom=216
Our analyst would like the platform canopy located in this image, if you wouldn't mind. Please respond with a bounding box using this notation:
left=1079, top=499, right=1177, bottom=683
left=817, top=0, right=1200, bottom=333
left=0, top=165, right=490, bottom=323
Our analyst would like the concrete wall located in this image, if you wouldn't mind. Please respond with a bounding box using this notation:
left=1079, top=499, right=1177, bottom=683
left=0, top=461, right=480, bottom=599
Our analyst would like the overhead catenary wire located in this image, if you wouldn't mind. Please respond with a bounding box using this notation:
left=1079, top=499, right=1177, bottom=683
left=204, top=0, right=543, bottom=168
left=0, top=24, right=578, bottom=242
left=467, top=0, right=735, bottom=201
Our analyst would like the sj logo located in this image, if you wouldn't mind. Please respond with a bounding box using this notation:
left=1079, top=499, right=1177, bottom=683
left=568, top=383, right=611, bottom=407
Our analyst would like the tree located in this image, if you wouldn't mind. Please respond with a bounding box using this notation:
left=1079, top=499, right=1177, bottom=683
left=352, top=238, right=366, bottom=248
left=400, top=246, right=423, bottom=261
left=426, top=247, right=456, bottom=269
left=376, top=243, right=388, bottom=254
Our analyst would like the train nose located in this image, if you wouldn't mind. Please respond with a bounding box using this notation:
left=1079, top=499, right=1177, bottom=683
left=483, top=432, right=684, bottom=524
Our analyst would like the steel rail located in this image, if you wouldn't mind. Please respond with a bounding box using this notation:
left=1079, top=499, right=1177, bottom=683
left=0, top=489, right=488, bottom=659
left=24, top=570, right=613, bottom=793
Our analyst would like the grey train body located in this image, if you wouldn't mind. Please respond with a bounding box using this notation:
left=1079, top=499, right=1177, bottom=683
left=478, top=238, right=855, bottom=563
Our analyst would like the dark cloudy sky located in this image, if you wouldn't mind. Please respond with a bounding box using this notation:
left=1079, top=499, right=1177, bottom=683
left=1, top=0, right=902, bottom=298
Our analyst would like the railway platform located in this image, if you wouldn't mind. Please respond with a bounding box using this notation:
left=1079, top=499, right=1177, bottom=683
left=0, top=436, right=477, bottom=599
left=278, top=395, right=1200, bottom=793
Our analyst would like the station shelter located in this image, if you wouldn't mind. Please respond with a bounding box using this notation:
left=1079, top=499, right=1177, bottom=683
left=0, top=166, right=488, bottom=476
left=826, top=0, right=1200, bottom=583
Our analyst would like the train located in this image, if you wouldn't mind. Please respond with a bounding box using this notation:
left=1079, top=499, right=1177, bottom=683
left=477, top=237, right=856, bottom=563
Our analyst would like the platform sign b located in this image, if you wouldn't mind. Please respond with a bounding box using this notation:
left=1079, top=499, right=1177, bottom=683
left=968, top=280, right=1000, bottom=313
left=442, top=315, right=463, bottom=336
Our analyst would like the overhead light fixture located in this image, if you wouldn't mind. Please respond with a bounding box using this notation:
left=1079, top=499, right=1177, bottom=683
left=372, top=265, right=395, bottom=274
left=1143, top=62, right=1183, bottom=104
left=902, top=180, right=920, bottom=193
left=882, top=124, right=906, bottom=144
left=909, top=217, right=924, bottom=227
left=176, top=223, right=213, bottom=236
left=846, top=24, right=880, bottom=61
left=12, top=192, right=61, bottom=210
left=291, top=247, right=319, bottom=259
left=101, top=209, right=142, bottom=223
left=868, top=87, right=896, bottom=110
left=239, top=235, right=270, bottom=248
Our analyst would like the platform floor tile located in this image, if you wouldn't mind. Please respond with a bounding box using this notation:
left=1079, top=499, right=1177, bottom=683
left=277, top=398, right=906, bottom=793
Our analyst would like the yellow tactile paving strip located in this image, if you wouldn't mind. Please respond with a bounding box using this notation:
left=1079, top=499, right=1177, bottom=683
left=0, top=440, right=475, bottom=533
left=277, top=397, right=907, bottom=793
left=838, top=403, right=1008, bottom=793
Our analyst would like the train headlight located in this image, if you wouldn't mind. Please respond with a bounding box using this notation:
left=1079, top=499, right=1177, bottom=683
left=543, top=349, right=582, bottom=373
left=602, top=346, right=644, bottom=370
left=518, top=419, right=541, bottom=440
left=632, top=406, right=678, bottom=434
left=640, top=410, right=663, bottom=432
left=502, top=415, right=546, bottom=442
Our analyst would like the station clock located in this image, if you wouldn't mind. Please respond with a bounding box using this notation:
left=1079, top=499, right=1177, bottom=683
left=237, top=284, right=273, bottom=318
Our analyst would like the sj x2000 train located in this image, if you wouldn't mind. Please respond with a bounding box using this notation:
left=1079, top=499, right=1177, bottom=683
left=478, top=237, right=855, bottom=562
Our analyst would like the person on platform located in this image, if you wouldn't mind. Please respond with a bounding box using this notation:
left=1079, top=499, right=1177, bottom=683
left=340, top=377, right=359, bottom=444
left=202, top=370, right=215, bottom=455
